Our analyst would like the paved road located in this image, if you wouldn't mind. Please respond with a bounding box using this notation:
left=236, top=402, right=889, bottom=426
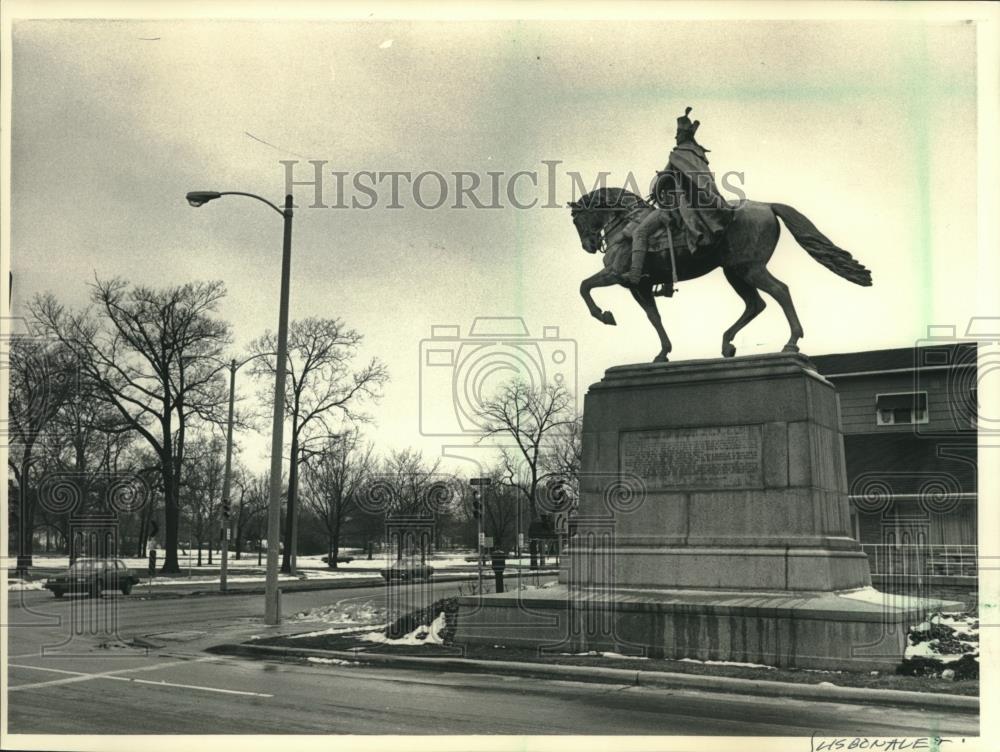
left=4, top=584, right=980, bottom=737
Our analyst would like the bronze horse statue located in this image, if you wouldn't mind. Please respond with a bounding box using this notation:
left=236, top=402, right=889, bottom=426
left=570, top=187, right=872, bottom=361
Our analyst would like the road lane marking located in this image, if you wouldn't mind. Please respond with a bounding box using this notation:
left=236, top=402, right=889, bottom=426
left=104, top=675, right=272, bottom=697
left=8, top=657, right=213, bottom=690
left=9, top=656, right=272, bottom=697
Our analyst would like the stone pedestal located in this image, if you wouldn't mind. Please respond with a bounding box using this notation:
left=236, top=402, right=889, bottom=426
left=453, top=354, right=962, bottom=670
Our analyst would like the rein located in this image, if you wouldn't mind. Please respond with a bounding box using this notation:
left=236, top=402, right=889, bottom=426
left=599, top=206, right=637, bottom=253
left=592, top=200, right=680, bottom=293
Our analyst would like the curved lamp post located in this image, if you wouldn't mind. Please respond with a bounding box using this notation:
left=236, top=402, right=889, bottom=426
left=186, top=190, right=293, bottom=625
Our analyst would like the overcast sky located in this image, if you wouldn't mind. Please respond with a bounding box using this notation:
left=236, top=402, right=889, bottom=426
left=8, top=14, right=989, bottom=475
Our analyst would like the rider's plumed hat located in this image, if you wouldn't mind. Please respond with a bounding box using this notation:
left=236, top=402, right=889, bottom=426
left=676, top=106, right=700, bottom=143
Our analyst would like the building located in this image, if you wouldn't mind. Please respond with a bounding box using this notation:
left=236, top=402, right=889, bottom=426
left=811, top=343, right=978, bottom=594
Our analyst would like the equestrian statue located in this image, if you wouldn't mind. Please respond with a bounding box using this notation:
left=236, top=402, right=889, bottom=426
left=570, top=106, right=872, bottom=362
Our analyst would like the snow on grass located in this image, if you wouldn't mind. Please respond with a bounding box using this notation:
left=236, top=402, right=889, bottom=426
left=904, top=612, right=979, bottom=664
left=288, top=600, right=384, bottom=625
left=22, top=555, right=276, bottom=571
left=143, top=571, right=377, bottom=587
left=899, top=610, right=979, bottom=678
left=7, top=578, right=45, bottom=591
left=360, top=612, right=447, bottom=646
left=21, top=550, right=540, bottom=576
left=283, top=599, right=388, bottom=637
left=934, top=612, right=979, bottom=639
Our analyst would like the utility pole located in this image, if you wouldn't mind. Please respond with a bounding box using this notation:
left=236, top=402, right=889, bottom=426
left=219, top=358, right=236, bottom=593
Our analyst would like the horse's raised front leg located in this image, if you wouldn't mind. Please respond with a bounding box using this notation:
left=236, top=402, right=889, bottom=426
left=580, top=269, right=620, bottom=326
left=720, top=267, right=766, bottom=357
left=630, top=286, right=672, bottom=362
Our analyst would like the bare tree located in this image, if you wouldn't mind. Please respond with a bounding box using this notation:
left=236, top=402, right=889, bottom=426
left=39, top=376, right=140, bottom=554
left=235, top=471, right=271, bottom=566
left=300, top=430, right=375, bottom=568
left=181, top=435, right=226, bottom=566
left=228, top=464, right=255, bottom=560
left=479, top=467, right=525, bottom=553
left=7, top=335, right=79, bottom=570
left=31, top=279, right=231, bottom=573
left=476, top=379, right=576, bottom=567
left=374, top=448, right=447, bottom=562
left=250, top=317, right=387, bottom=573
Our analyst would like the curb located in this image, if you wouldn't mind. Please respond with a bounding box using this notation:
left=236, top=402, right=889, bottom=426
left=211, top=642, right=979, bottom=714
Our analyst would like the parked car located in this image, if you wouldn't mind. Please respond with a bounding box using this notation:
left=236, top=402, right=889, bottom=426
left=43, top=558, right=141, bottom=598
left=320, top=555, right=354, bottom=564
left=379, top=561, right=434, bottom=582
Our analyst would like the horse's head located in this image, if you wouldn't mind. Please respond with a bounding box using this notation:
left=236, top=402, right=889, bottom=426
left=568, top=199, right=605, bottom=254
left=569, top=187, right=646, bottom=254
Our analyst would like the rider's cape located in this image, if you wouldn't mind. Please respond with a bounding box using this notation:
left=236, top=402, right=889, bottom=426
left=657, top=141, right=733, bottom=249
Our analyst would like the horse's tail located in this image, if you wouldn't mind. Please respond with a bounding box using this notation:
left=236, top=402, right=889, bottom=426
left=771, top=203, right=872, bottom=286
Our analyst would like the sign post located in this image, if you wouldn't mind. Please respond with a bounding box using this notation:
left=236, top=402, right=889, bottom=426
left=470, top=477, right=492, bottom=593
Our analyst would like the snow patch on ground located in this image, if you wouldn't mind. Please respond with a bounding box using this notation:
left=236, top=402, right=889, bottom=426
left=519, top=579, right=561, bottom=592
left=838, top=587, right=913, bottom=607
left=306, top=656, right=358, bottom=666
left=601, top=651, right=649, bottom=660
left=678, top=658, right=777, bottom=670
left=559, top=650, right=648, bottom=660
left=360, top=612, right=447, bottom=646
left=289, top=624, right=386, bottom=640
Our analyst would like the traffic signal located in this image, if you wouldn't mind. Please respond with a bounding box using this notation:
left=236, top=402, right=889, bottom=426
left=471, top=489, right=481, bottom=519
left=222, top=497, right=231, bottom=519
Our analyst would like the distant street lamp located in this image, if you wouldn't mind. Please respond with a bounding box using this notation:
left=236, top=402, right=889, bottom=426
left=186, top=190, right=294, bottom=625
left=199, top=352, right=275, bottom=594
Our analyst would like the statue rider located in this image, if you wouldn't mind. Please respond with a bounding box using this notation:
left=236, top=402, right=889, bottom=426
left=624, top=107, right=733, bottom=286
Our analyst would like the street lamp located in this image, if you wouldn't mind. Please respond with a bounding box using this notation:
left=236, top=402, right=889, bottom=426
left=186, top=189, right=293, bottom=625
left=186, top=191, right=221, bottom=207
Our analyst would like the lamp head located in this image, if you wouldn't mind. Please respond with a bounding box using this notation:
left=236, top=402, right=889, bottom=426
left=186, top=191, right=221, bottom=207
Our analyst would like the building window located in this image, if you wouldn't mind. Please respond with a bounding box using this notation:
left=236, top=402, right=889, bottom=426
left=875, top=391, right=928, bottom=426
